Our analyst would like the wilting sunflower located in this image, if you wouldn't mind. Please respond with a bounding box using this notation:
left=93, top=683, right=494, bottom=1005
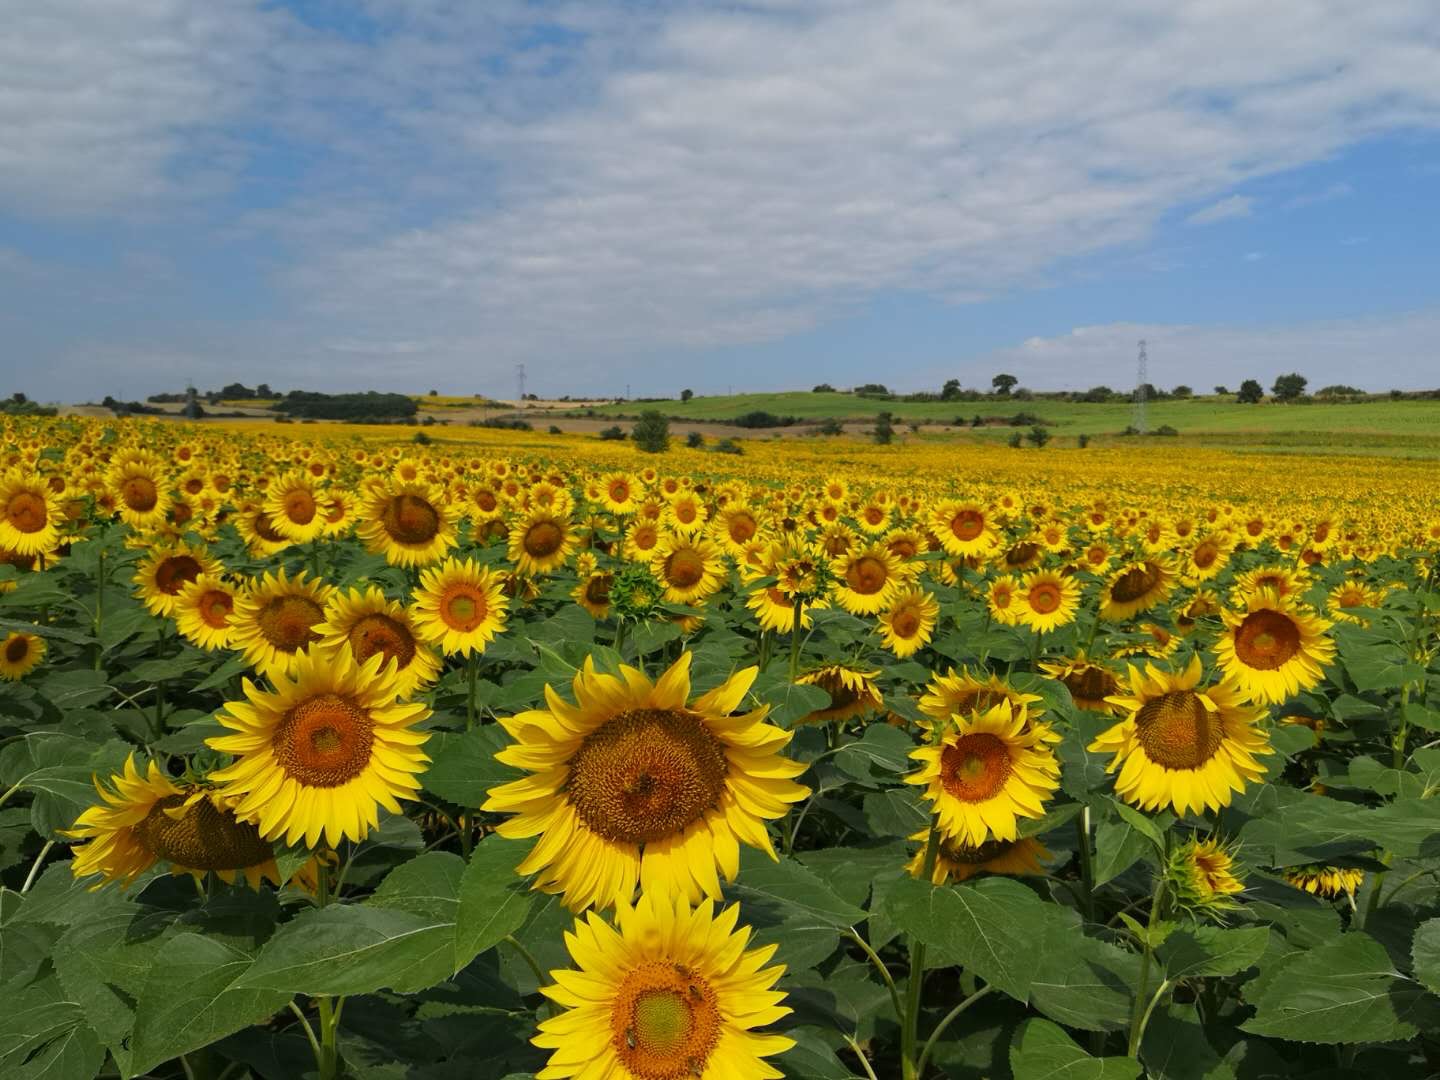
left=359, top=480, right=459, bottom=567
left=1038, top=654, right=1122, bottom=713
left=930, top=499, right=998, bottom=557
left=830, top=541, right=905, bottom=616
left=264, top=471, right=328, bottom=544
left=0, top=630, right=46, bottom=680
left=65, top=756, right=285, bottom=890
left=133, top=541, right=220, bottom=618
left=651, top=533, right=727, bottom=605
left=483, top=653, right=809, bottom=911
left=1214, top=589, right=1335, bottom=705
left=877, top=586, right=939, bottom=658
left=1090, top=655, right=1271, bottom=815
left=1015, top=569, right=1080, bottom=633
left=109, top=454, right=172, bottom=531
left=510, top=506, right=579, bottom=576
left=207, top=648, right=432, bottom=849
left=1283, top=863, right=1364, bottom=899
left=173, top=572, right=241, bottom=651
left=534, top=891, right=794, bottom=1080
left=229, top=568, right=335, bottom=679
left=411, top=556, right=509, bottom=657
left=796, top=664, right=884, bottom=723
left=1099, top=556, right=1177, bottom=621
left=0, top=469, right=62, bottom=556
left=1176, top=589, right=1222, bottom=636
left=1167, top=836, right=1245, bottom=915
left=906, top=831, right=1051, bottom=884
left=907, top=703, right=1060, bottom=848
left=316, top=586, right=441, bottom=697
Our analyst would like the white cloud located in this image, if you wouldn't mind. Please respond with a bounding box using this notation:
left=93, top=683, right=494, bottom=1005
left=1283, top=182, right=1354, bottom=209
left=1186, top=195, right=1256, bottom=225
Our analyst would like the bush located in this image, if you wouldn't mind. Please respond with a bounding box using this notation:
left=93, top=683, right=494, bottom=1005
left=1154, top=424, right=1180, bottom=436
left=1008, top=411, right=1046, bottom=427
left=685, top=431, right=704, bottom=448
left=1007, top=431, right=1023, bottom=447
left=732, top=411, right=796, bottom=429
left=632, top=410, right=671, bottom=453
left=275, top=391, right=417, bottom=420
left=812, top=383, right=836, bottom=393
left=471, top=418, right=532, bottom=431
left=412, top=431, right=432, bottom=445
left=548, top=425, right=562, bottom=434
left=598, top=425, right=626, bottom=441
left=873, top=412, right=894, bottom=445
left=853, top=383, right=890, bottom=396
left=817, top=418, right=844, bottom=436
left=1025, top=425, right=1051, bottom=447
left=1078, top=433, right=1091, bottom=448
left=713, top=438, right=744, bottom=454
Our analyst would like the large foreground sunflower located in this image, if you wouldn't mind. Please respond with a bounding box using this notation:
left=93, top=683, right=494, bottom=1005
left=906, top=703, right=1060, bottom=848
left=534, top=891, right=794, bottom=1079
left=66, top=755, right=285, bottom=890
left=206, top=648, right=432, bottom=849
left=483, top=653, right=809, bottom=911
left=1089, top=656, right=1271, bottom=815
left=1213, top=589, right=1335, bottom=705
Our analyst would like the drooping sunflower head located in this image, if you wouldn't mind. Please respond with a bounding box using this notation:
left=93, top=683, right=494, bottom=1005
left=1090, top=655, right=1272, bottom=815
left=1038, top=654, right=1121, bottom=713
left=207, top=647, right=432, bottom=850
left=0, top=630, right=46, bottom=680
left=906, top=829, right=1051, bottom=884
left=534, top=891, right=794, bottom=1080
left=1099, top=556, right=1176, bottom=621
left=133, top=540, right=220, bottom=618
left=229, top=568, right=335, bottom=679
left=906, top=703, right=1061, bottom=849
left=484, top=652, right=809, bottom=911
left=877, top=586, right=940, bottom=658
left=317, top=585, right=442, bottom=694
left=1175, top=589, right=1222, bottom=635
left=410, top=556, right=509, bottom=657
left=1283, top=863, right=1364, bottom=899
left=746, top=584, right=825, bottom=635
left=1214, top=588, right=1335, bottom=705
left=1167, top=836, right=1246, bottom=916
left=1113, top=621, right=1181, bottom=660
left=0, top=469, right=62, bottom=556
left=1231, top=564, right=1306, bottom=605
left=359, top=480, right=459, bottom=567
left=173, top=572, right=241, bottom=651
left=65, top=756, right=282, bottom=890
left=796, top=664, right=884, bottom=723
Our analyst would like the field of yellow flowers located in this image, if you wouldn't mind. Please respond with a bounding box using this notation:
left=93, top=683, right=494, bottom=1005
left=2, top=415, right=1439, bottom=1080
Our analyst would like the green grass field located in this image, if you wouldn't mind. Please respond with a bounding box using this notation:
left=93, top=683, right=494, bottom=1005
left=574, top=392, right=1440, bottom=457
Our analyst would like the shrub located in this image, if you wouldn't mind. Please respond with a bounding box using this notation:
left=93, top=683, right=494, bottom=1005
left=812, top=383, right=836, bottom=393
left=817, top=418, right=844, bottom=436
left=732, top=411, right=796, bottom=429
left=632, top=410, right=671, bottom=453
left=598, top=425, right=626, bottom=441
left=873, top=412, right=894, bottom=445
left=1154, top=424, right=1180, bottom=436
left=1025, top=425, right=1051, bottom=447
left=1078, top=433, right=1091, bottom=448
left=412, top=431, right=432, bottom=445
left=714, top=438, right=744, bottom=454
left=685, top=431, right=704, bottom=448
left=1007, top=431, right=1023, bottom=447
left=549, top=425, right=562, bottom=434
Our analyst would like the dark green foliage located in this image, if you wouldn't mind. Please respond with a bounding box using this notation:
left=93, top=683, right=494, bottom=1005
left=275, top=391, right=417, bottom=420
left=1238, top=378, right=1265, bottom=403
left=631, top=410, right=670, bottom=453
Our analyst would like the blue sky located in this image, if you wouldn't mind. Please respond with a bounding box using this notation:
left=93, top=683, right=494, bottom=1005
left=2, top=1, right=1438, bottom=402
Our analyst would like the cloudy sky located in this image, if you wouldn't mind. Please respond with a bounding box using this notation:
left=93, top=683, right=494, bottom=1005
left=3, top=0, right=1438, bottom=402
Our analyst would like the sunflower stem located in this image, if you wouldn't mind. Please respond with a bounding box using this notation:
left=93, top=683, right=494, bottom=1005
left=0, top=781, right=20, bottom=812
left=915, top=984, right=994, bottom=1078
left=789, top=598, right=804, bottom=681
left=900, top=821, right=941, bottom=1080
left=1075, top=805, right=1096, bottom=924
left=1133, top=977, right=1173, bottom=1054
left=844, top=927, right=904, bottom=1028
left=20, top=840, right=53, bottom=893
left=844, top=1034, right=881, bottom=1080
left=466, top=651, right=479, bottom=730
left=1126, top=856, right=1169, bottom=1058
left=287, top=1001, right=322, bottom=1062
left=316, top=994, right=344, bottom=1080
left=93, top=543, right=106, bottom=669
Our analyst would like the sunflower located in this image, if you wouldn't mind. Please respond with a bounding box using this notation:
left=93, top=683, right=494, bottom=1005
left=663, top=491, right=709, bottom=535
left=986, top=574, right=1023, bottom=625
left=907, top=703, right=1060, bottom=848
left=918, top=667, right=1046, bottom=732
left=534, top=891, right=794, bottom=1079
left=1015, top=569, right=1080, bottom=633
left=1038, top=654, right=1121, bottom=713
left=651, top=533, right=727, bottom=605
left=623, top=519, right=665, bottom=564
left=410, top=556, right=509, bottom=657
left=316, top=586, right=442, bottom=697
left=1099, top=556, right=1177, bottom=621
left=109, top=455, right=172, bottom=531
left=133, top=541, right=220, bottom=618
left=0, top=469, right=62, bottom=556
left=768, top=537, right=828, bottom=600
left=1089, top=656, right=1271, bottom=815
left=1167, top=836, right=1245, bottom=915
left=483, top=653, right=809, bottom=910
left=746, top=585, right=824, bottom=634
left=264, top=471, right=328, bottom=544
left=65, top=756, right=285, bottom=890
left=1214, top=589, right=1335, bottom=705
left=1283, top=864, right=1364, bottom=899
left=906, top=831, right=1051, bottom=884
left=1184, top=532, right=1235, bottom=583
left=0, top=630, right=46, bottom=680
left=931, top=499, right=998, bottom=557
left=877, top=587, right=939, bottom=658
left=796, top=664, right=884, bottom=723
left=229, top=568, right=335, bottom=679
left=1113, top=621, right=1182, bottom=660
left=830, top=541, right=905, bottom=616
left=573, top=555, right=615, bottom=620
left=359, top=480, right=459, bottom=567
left=206, top=647, right=432, bottom=849
left=711, top=503, right=764, bottom=556
left=233, top=504, right=294, bottom=557
left=1327, top=579, right=1383, bottom=626
left=1230, top=564, right=1306, bottom=605
left=1175, top=589, right=1222, bottom=636
left=173, top=572, right=242, bottom=651
left=510, top=507, right=579, bottom=576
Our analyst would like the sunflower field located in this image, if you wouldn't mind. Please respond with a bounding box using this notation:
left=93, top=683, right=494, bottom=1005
left=2, top=415, right=1440, bottom=1080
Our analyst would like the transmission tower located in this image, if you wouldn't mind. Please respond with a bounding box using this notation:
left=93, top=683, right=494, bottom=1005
left=515, top=363, right=526, bottom=402
left=1133, top=339, right=1149, bottom=435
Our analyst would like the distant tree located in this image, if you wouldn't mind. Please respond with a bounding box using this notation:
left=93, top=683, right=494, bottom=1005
left=255, top=383, right=273, bottom=398
left=1172, top=385, right=1193, bottom=398
left=220, top=382, right=255, bottom=400
left=1316, top=384, right=1362, bottom=397
left=680, top=388, right=694, bottom=402
left=1081, top=386, right=1114, bottom=403
left=11, top=392, right=27, bottom=404
left=598, top=425, right=626, bottom=441
left=1077, top=433, right=1091, bottom=448
left=818, top=418, right=844, bottom=436
left=854, top=383, right=891, bottom=396
left=1237, top=379, right=1264, bottom=404
left=685, top=431, right=704, bottom=448
left=991, top=373, right=1018, bottom=396
left=941, top=378, right=963, bottom=401
left=1134, top=382, right=1160, bottom=402
left=428, top=389, right=438, bottom=396
left=812, top=383, right=836, bottom=393
left=631, top=410, right=670, bottom=453
left=873, top=411, right=895, bottom=445
left=1012, top=387, right=1034, bottom=401
left=1025, top=425, right=1051, bottom=447
left=1007, top=431, right=1023, bottom=447
left=1271, top=373, right=1308, bottom=401
left=1213, top=385, right=1229, bottom=396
